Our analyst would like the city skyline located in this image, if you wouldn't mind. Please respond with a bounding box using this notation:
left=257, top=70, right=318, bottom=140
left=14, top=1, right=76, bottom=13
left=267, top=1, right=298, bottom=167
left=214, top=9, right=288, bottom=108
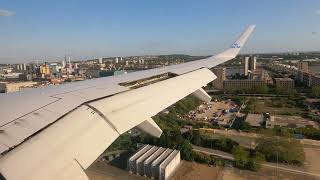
left=1, top=0, right=320, bottom=63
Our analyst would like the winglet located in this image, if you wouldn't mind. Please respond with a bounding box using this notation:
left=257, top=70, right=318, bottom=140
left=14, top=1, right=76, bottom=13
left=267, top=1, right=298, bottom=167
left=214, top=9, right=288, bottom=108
left=215, top=25, right=256, bottom=59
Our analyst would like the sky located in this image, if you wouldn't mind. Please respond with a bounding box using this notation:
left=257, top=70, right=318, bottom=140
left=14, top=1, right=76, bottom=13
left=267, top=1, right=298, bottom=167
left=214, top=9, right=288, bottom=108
left=1, top=0, right=320, bottom=63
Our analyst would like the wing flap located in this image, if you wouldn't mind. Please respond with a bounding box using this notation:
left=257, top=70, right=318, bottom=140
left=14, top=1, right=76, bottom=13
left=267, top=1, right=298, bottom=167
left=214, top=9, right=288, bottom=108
left=136, top=118, right=162, bottom=138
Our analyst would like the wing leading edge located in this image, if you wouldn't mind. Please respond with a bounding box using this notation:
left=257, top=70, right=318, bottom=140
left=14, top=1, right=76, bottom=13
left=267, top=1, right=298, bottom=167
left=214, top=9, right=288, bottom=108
left=0, top=25, right=255, bottom=180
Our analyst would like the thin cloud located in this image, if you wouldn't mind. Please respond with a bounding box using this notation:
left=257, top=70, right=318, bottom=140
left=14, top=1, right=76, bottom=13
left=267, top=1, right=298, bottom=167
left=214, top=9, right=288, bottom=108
left=0, top=9, right=15, bottom=16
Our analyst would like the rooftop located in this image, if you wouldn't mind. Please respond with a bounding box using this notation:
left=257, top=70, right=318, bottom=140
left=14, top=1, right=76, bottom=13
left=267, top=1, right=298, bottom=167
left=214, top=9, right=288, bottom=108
left=245, top=114, right=263, bottom=127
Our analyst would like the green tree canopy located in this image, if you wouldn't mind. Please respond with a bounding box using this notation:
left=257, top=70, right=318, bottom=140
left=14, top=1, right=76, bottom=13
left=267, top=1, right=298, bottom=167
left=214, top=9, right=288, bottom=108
left=256, top=137, right=305, bottom=165
left=311, top=86, right=320, bottom=98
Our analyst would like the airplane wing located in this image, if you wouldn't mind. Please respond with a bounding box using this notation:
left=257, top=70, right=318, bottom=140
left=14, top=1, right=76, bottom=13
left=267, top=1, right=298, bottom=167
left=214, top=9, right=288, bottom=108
left=0, top=25, right=255, bottom=180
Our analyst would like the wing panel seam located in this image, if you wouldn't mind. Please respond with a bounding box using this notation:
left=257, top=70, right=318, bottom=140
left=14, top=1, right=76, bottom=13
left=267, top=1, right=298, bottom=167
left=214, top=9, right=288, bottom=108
left=84, top=104, right=120, bottom=135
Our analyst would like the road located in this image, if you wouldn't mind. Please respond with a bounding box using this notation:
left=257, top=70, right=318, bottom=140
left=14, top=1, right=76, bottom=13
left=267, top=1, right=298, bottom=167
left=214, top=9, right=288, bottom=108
left=192, top=145, right=320, bottom=179
left=192, top=145, right=234, bottom=161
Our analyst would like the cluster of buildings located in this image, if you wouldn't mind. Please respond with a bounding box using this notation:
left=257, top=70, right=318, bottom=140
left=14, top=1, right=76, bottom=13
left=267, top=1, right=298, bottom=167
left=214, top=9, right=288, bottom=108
left=128, top=145, right=180, bottom=180
left=267, top=61, right=320, bottom=87
left=211, top=56, right=313, bottom=91
left=212, top=56, right=273, bottom=91
left=0, top=55, right=188, bottom=93
left=94, top=55, right=184, bottom=72
left=0, top=81, right=38, bottom=93
left=0, top=55, right=86, bottom=93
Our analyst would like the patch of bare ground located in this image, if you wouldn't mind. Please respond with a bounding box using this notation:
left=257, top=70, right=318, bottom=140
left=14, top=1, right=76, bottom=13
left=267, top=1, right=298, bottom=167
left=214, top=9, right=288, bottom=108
left=170, top=161, right=223, bottom=180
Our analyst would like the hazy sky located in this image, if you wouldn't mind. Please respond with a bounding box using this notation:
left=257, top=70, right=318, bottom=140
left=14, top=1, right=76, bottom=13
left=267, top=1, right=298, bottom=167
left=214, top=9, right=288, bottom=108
left=1, top=0, right=320, bottom=63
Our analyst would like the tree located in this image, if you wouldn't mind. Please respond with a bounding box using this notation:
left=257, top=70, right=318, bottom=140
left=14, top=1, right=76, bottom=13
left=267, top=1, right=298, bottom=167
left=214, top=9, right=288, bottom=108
left=178, top=141, right=194, bottom=161
left=232, top=146, right=249, bottom=169
left=311, top=86, right=320, bottom=98
left=209, top=155, right=225, bottom=166
left=191, top=130, right=201, bottom=145
left=246, top=152, right=265, bottom=171
left=272, top=126, right=292, bottom=138
left=292, top=127, right=320, bottom=140
left=232, top=118, right=251, bottom=131
left=256, top=137, right=305, bottom=165
left=193, top=152, right=211, bottom=164
left=232, top=147, right=265, bottom=171
left=254, top=85, right=269, bottom=94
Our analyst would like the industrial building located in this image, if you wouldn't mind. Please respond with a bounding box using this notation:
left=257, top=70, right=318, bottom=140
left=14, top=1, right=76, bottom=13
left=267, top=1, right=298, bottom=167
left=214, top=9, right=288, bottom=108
left=128, top=145, right=180, bottom=180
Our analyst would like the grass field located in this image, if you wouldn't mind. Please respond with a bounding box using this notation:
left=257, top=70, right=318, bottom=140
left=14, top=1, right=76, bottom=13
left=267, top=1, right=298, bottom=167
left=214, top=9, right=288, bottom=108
left=200, top=129, right=257, bottom=149
left=247, top=97, right=305, bottom=116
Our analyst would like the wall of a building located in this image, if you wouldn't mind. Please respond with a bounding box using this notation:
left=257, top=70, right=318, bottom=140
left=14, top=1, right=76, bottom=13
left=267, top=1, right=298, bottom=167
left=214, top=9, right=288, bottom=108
left=163, top=151, right=181, bottom=180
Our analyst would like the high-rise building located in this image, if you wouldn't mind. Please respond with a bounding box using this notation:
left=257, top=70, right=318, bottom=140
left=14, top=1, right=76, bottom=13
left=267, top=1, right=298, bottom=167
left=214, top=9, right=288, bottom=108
left=249, top=56, right=256, bottom=71
left=74, top=63, right=78, bottom=69
left=297, top=61, right=308, bottom=72
left=115, top=57, right=119, bottom=64
left=243, top=56, right=256, bottom=76
left=22, top=64, right=27, bottom=71
left=98, top=57, right=103, bottom=64
left=243, top=57, right=249, bottom=76
left=62, top=60, right=66, bottom=68
left=212, top=67, right=226, bottom=90
left=15, top=64, right=20, bottom=71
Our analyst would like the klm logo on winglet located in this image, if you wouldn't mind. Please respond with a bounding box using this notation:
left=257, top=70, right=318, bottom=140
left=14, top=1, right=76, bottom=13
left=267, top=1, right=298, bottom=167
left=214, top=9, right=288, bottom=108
left=231, top=42, right=241, bottom=48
